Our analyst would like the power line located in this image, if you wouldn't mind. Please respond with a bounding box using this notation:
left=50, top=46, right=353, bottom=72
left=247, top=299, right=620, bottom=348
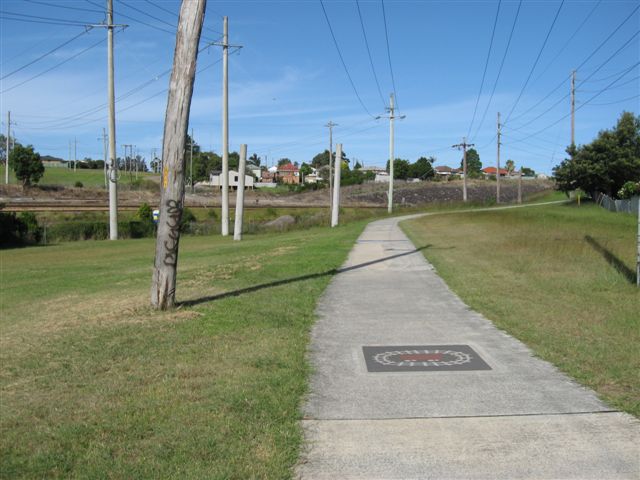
left=381, top=0, right=399, bottom=110
left=579, top=74, right=639, bottom=92
left=117, top=0, right=178, bottom=30
left=1, top=29, right=91, bottom=80
left=503, top=0, right=565, bottom=125
left=23, top=0, right=104, bottom=14
left=470, top=0, right=522, bottom=142
left=355, top=0, right=386, bottom=109
left=531, top=0, right=601, bottom=85
left=0, top=12, right=93, bottom=27
left=467, top=0, right=501, bottom=139
left=510, top=61, right=639, bottom=144
left=1, top=36, right=106, bottom=94
left=587, top=94, right=639, bottom=106
left=506, top=5, right=639, bottom=126
left=142, top=0, right=222, bottom=36
left=319, top=0, right=376, bottom=118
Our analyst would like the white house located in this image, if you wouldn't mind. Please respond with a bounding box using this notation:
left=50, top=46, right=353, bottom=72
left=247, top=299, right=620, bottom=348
left=208, top=170, right=254, bottom=189
left=374, top=171, right=390, bottom=183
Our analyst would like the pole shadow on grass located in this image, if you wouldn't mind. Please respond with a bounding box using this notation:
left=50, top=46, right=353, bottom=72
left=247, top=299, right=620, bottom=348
left=584, top=235, right=637, bottom=284
left=179, top=245, right=432, bottom=307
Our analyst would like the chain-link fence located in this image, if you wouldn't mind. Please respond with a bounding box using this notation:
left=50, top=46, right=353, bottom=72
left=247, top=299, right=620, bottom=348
left=594, top=192, right=639, bottom=214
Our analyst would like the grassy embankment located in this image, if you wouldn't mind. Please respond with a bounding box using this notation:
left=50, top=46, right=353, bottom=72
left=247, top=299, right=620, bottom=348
left=0, top=165, right=157, bottom=188
left=1, top=222, right=367, bottom=478
left=402, top=202, right=639, bottom=416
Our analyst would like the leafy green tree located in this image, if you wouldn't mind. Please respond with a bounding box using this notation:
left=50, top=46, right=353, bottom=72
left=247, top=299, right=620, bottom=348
left=521, top=167, right=535, bottom=176
left=554, top=111, right=640, bottom=197
left=311, top=149, right=349, bottom=168
left=249, top=153, right=261, bottom=166
left=278, top=158, right=292, bottom=167
left=354, top=160, right=362, bottom=169
left=386, top=158, right=411, bottom=180
left=461, top=148, right=482, bottom=176
left=505, top=159, right=515, bottom=174
left=410, top=156, right=435, bottom=179
left=300, top=162, right=313, bottom=176
left=10, top=144, right=44, bottom=188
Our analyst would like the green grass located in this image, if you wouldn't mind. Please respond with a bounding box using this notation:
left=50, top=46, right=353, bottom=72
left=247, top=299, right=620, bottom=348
left=0, top=223, right=368, bottom=478
left=401, top=202, right=639, bottom=416
left=0, top=165, right=158, bottom=188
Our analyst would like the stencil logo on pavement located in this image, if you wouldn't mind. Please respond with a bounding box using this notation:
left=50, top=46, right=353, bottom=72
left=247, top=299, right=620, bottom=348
left=363, top=345, right=491, bottom=372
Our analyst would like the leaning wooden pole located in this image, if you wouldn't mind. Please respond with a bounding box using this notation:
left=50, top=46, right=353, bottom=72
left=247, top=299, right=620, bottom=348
left=151, top=0, right=206, bottom=310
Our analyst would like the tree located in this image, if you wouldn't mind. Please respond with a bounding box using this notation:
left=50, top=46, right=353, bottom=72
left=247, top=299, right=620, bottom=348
left=521, top=167, right=535, bottom=176
left=354, top=160, right=362, bottom=169
left=278, top=157, right=292, bottom=166
left=300, top=162, right=313, bottom=177
left=505, top=159, right=515, bottom=174
left=386, top=158, right=411, bottom=180
left=311, top=149, right=349, bottom=168
left=10, top=144, right=44, bottom=187
left=249, top=153, right=261, bottom=167
left=554, top=111, right=640, bottom=197
left=410, top=156, right=435, bottom=179
left=461, top=148, right=482, bottom=176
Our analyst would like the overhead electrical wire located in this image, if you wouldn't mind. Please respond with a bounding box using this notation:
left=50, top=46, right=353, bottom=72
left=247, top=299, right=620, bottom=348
left=381, top=0, right=399, bottom=110
left=0, top=10, right=95, bottom=26
left=531, top=0, right=601, bottom=85
left=578, top=74, right=639, bottom=92
left=355, top=0, right=386, bottom=109
left=586, top=94, right=639, bottom=106
left=319, top=0, right=376, bottom=118
left=502, top=0, right=565, bottom=125
left=1, top=29, right=91, bottom=80
left=470, top=0, right=523, bottom=142
left=1, top=37, right=106, bottom=94
left=510, top=61, right=639, bottom=144
left=142, top=0, right=222, bottom=36
left=466, top=0, right=501, bottom=139
left=23, top=0, right=104, bottom=14
left=505, top=4, right=639, bottom=127
left=508, top=29, right=640, bottom=131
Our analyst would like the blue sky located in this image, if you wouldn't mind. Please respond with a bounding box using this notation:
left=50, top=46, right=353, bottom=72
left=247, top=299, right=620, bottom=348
left=1, top=0, right=638, bottom=174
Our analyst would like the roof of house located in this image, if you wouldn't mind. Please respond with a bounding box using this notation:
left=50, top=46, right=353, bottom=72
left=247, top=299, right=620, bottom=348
left=435, top=166, right=460, bottom=173
left=482, top=167, right=509, bottom=175
left=278, top=163, right=299, bottom=172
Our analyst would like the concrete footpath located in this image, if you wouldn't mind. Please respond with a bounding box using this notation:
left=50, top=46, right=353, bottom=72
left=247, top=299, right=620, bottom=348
left=296, top=215, right=639, bottom=480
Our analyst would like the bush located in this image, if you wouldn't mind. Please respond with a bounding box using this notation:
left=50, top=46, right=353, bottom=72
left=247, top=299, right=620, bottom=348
left=617, top=181, right=640, bottom=199
left=0, top=212, right=42, bottom=247
left=74, top=181, right=83, bottom=188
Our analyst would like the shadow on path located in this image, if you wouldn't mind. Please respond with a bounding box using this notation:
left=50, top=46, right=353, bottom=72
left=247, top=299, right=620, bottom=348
left=179, top=245, right=431, bottom=307
left=584, top=235, right=636, bottom=284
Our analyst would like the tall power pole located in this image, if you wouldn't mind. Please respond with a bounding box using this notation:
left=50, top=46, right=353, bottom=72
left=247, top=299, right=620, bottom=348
left=190, top=128, right=194, bottom=193
left=571, top=69, right=576, bottom=147
left=496, top=111, right=501, bottom=204
left=100, top=128, right=108, bottom=188
left=5, top=111, right=10, bottom=184
left=331, top=143, right=343, bottom=227
left=381, top=93, right=404, bottom=213
left=74, top=137, right=77, bottom=172
left=325, top=121, right=337, bottom=210
left=452, top=137, right=474, bottom=202
left=91, top=0, right=126, bottom=240
left=212, top=17, right=241, bottom=236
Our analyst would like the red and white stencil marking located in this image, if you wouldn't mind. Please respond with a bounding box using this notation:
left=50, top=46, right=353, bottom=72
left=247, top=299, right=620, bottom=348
left=373, top=349, right=472, bottom=367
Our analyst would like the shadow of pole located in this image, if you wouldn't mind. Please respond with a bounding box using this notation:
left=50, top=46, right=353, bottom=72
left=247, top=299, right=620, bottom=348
left=179, top=245, right=432, bottom=307
left=584, top=235, right=637, bottom=284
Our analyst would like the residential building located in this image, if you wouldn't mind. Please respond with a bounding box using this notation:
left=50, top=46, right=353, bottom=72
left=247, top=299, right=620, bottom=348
left=209, top=170, right=255, bottom=189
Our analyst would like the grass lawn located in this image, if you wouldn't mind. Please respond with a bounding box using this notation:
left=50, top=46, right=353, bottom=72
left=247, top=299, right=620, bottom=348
left=402, top=202, right=639, bottom=416
left=0, top=223, right=367, bottom=478
left=0, top=165, right=158, bottom=188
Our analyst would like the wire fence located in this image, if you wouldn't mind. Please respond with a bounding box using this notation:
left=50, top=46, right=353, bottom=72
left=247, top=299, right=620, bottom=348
left=594, top=192, right=639, bottom=214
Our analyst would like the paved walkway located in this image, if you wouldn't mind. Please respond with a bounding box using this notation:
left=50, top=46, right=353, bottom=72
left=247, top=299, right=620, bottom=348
left=296, top=215, right=639, bottom=480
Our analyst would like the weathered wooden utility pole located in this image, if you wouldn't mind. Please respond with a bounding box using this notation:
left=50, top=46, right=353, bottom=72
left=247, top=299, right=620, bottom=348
left=151, top=0, right=206, bottom=310
left=233, top=144, right=247, bottom=241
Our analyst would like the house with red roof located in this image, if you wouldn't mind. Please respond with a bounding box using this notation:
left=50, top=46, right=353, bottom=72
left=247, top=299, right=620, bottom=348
left=481, top=166, right=509, bottom=177
left=276, top=163, right=300, bottom=184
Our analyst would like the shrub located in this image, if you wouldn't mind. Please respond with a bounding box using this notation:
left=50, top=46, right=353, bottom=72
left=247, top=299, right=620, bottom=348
left=74, top=181, right=83, bottom=188
left=617, top=181, right=640, bottom=199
